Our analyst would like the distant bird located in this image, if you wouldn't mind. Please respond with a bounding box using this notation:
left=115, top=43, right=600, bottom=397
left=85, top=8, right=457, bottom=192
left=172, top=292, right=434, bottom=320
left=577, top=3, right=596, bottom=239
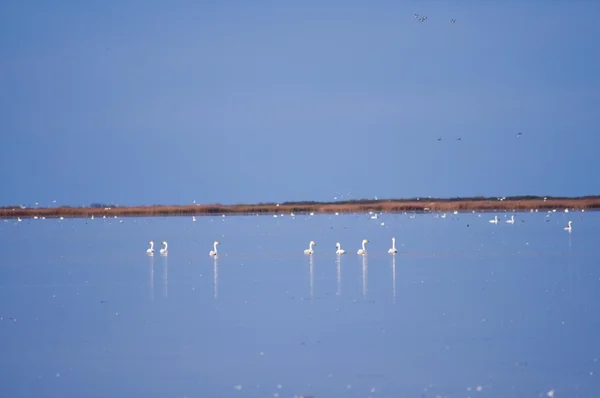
left=564, top=221, right=572, bottom=232
left=506, top=215, right=515, bottom=224
left=357, top=239, right=369, bottom=255
left=457, top=137, right=462, bottom=141
left=304, top=240, right=316, bottom=255
left=388, top=237, right=398, bottom=254
left=451, top=19, right=456, bottom=23
left=414, top=13, right=419, bottom=19
left=489, top=216, right=499, bottom=224
left=147, top=241, right=154, bottom=255
left=516, top=132, right=522, bottom=138
left=160, top=241, right=168, bottom=255
left=437, top=137, right=442, bottom=141
left=209, top=241, right=220, bottom=256
left=335, top=242, right=346, bottom=255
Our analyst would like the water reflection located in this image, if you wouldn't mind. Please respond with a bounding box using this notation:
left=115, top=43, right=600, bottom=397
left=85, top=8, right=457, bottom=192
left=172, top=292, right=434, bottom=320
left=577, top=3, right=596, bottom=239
left=362, top=255, right=368, bottom=299
left=336, top=254, right=342, bottom=296
left=162, top=256, right=168, bottom=298
left=309, top=254, right=314, bottom=302
left=568, top=231, right=573, bottom=295
left=213, top=256, right=219, bottom=299
left=148, top=255, right=154, bottom=302
left=392, top=254, right=396, bottom=304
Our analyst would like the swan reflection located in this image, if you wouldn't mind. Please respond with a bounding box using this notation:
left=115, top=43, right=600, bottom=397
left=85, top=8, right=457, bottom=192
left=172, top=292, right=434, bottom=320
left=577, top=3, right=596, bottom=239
left=148, top=255, right=154, bottom=301
left=392, top=254, right=396, bottom=304
left=213, top=256, right=219, bottom=299
left=362, top=254, right=368, bottom=299
left=568, top=230, right=573, bottom=295
left=162, top=256, right=168, bottom=298
left=309, top=254, right=314, bottom=302
left=336, top=254, right=342, bottom=296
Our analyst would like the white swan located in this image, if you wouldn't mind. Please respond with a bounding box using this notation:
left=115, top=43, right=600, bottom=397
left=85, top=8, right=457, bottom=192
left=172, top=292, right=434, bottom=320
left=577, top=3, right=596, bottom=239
left=304, top=240, right=316, bottom=255
left=489, top=216, right=499, bottom=224
left=564, top=221, right=572, bottom=232
left=388, top=237, right=397, bottom=254
left=335, top=242, right=345, bottom=255
left=209, top=241, right=220, bottom=256
left=147, top=241, right=154, bottom=255
left=160, top=241, right=168, bottom=255
left=506, top=215, right=515, bottom=224
left=357, top=239, right=369, bottom=255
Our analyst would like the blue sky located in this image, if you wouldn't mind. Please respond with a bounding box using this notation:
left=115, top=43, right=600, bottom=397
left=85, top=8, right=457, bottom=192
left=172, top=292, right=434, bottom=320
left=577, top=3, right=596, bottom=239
left=1, top=1, right=599, bottom=206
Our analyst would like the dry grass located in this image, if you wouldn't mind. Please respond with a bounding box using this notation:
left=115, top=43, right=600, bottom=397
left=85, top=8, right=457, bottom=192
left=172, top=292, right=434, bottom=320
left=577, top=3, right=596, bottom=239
left=1, top=196, right=599, bottom=219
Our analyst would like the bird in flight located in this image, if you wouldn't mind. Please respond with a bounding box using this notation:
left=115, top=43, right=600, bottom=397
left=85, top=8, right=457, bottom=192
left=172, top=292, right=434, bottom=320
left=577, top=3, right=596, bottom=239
left=516, top=132, right=522, bottom=138
left=457, top=137, right=462, bottom=141
left=437, top=137, right=442, bottom=141
left=451, top=19, right=456, bottom=23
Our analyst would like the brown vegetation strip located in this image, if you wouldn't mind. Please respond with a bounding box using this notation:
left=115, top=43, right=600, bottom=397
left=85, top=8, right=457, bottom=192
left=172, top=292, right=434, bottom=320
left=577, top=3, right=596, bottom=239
left=1, top=197, right=599, bottom=219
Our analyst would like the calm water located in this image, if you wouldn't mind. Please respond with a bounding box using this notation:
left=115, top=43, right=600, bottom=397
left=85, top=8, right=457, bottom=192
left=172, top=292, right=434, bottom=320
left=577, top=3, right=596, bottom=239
left=1, top=211, right=600, bottom=398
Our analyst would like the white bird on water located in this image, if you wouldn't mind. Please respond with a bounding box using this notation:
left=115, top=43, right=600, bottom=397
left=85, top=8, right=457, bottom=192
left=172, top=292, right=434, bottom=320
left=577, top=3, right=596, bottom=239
left=357, top=239, right=369, bottom=255
left=388, top=237, right=398, bottom=254
left=304, top=240, right=316, bottom=255
left=209, top=241, right=220, bottom=256
left=335, top=242, right=346, bottom=255
left=147, top=241, right=154, bottom=255
left=489, top=216, right=499, bottom=224
left=564, top=221, right=572, bottom=232
left=506, top=215, right=515, bottom=224
left=160, top=241, right=168, bottom=255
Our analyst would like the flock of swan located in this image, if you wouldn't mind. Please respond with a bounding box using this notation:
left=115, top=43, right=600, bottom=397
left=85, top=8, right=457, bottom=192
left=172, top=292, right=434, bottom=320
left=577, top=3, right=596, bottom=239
left=145, top=238, right=400, bottom=257
left=330, top=238, right=398, bottom=255
left=144, top=214, right=574, bottom=257
left=146, top=241, right=168, bottom=256
left=488, top=214, right=573, bottom=232
left=146, top=240, right=221, bottom=257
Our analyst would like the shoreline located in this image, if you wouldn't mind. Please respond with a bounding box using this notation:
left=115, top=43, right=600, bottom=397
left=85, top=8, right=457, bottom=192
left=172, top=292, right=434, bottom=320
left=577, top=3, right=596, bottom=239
left=1, top=196, right=599, bottom=219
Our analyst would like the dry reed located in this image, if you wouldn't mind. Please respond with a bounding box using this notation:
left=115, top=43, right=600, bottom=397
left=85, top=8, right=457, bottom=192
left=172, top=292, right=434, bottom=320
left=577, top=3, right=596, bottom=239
left=1, top=196, right=599, bottom=220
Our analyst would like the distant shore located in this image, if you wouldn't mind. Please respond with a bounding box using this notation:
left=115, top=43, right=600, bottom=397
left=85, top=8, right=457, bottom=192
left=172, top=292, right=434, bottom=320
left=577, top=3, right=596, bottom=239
left=1, top=196, right=599, bottom=219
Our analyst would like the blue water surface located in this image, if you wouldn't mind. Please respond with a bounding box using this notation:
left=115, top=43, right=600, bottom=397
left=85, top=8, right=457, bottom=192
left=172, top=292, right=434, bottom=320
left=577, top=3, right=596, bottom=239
left=1, top=210, right=599, bottom=398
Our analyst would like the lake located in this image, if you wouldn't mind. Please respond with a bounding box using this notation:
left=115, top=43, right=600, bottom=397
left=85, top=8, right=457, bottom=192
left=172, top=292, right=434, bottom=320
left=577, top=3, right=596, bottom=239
left=1, top=210, right=599, bottom=398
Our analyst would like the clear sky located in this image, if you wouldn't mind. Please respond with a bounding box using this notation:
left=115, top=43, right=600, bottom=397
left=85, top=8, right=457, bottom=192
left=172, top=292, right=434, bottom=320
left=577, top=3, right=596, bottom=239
left=1, top=1, right=599, bottom=207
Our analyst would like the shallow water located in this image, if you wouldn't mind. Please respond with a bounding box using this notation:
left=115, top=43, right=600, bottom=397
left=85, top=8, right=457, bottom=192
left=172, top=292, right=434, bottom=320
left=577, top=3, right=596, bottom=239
left=1, top=211, right=600, bottom=398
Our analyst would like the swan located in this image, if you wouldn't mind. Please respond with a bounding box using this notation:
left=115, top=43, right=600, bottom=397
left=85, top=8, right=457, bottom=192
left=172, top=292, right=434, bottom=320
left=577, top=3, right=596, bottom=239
left=147, top=241, right=154, bottom=255
left=489, top=216, right=499, bottom=224
left=564, top=221, right=572, bottom=232
left=506, top=215, right=515, bottom=224
left=335, top=242, right=346, bottom=255
left=304, top=240, right=316, bottom=255
left=388, top=237, right=397, bottom=254
left=160, top=241, right=168, bottom=255
left=209, top=241, right=220, bottom=256
left=357, top=239, right=369, bottom=255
